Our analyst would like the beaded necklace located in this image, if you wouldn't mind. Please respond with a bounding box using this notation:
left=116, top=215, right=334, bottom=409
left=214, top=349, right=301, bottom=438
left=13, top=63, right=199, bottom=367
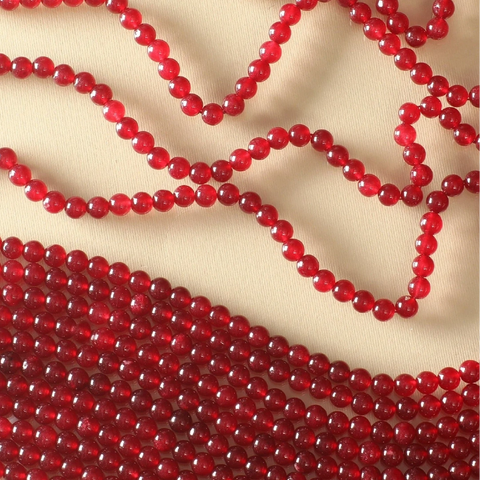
left=0, top=0, right=478, bottom=479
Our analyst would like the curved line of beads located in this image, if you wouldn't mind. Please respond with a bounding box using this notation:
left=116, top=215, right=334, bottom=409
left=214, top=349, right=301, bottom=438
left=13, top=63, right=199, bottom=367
left=1, top=56, right=477, bottom=219
left=1, top=0, right=478, bottom=129
left=0, top=0, right=320, bottom=126
left=0, top=239, right=478, bottom=479
left=1, top=145, right=480, bottom=320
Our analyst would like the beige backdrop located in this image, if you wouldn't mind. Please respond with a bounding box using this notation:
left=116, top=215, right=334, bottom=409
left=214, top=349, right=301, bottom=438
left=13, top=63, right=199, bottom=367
left=0, top=0, right=478, bottom=377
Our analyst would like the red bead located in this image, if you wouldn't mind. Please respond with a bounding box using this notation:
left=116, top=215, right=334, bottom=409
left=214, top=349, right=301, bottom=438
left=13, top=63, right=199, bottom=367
left=103, top=100, right=125, bottom=123
left=459, top=360, right=479, bottom=383
left=86, top=196, right=109, bottom=218
left=401, top=185, right=423, bottom=207
left=394, top=123, right=416, bottom=146
left=332, top=280, right=355, bottom=302
left=465, top=171, right=479, bottom=194
left=202, top=103, right=224, bottom=126
left=235, top=77, right=257, bottom=99
left=195, top=185, right=217, bottom=208
left=63, top=196, right=87, bottom=219
left=408, top=277, right=431, bottom=299
left=259, top=41, right=282, bottom=63
left=279, top=4, right=301, bottom=25
left=72, top=72, right=95, bottom=94
left=134, top=23, right=156, bottom=45
left=217, top=184, right=239, bottom=206
left=410, top=63, right=433, bottom=85
left=469, top=85, right=479, bottom=107
left=9, top=164, right=31, bottom=186
left=363, top=18, right=386, bottom=40
left=116, top=117, right=139, bottom=139
left=447, top=85, right=469, bottom=107
left=426, top=17, right=449, bottom=39
left=239, top=192, right=262, bottom=214
left=439, top=107, right=461, bottom=129
left=420, top=96, right=442, bottom=118
left=168, top=157, right=190, bottom=180
left=90, top=84, right=113, bottom=105
left=229, top=149, right=252, bottom=172
left=394, top=48, right=416, bottom=70
left=405, top=26, right=427, bottom=47
left=343, top=159, right=365, bottom=181
left=43, top=191, right=66, bottom=214
left=168, top=76, right=191, bottom=99
left=358, top=174, right=381, bottom=197
left=289, top=124, right=311, bottom=147
left=248, top=60, right=271, bottom=82
left=282, top=239, right=305, bottom=261
left=313, top=270, right=335, bottom=292
left=399, top=103, right=420, bottom=124
left=373, top=299, right=395, bottom=321
left=131, top=192, right=153, bottom=214
left=453, top=124, right=476, bottom=146
left=432, top=0, right=455, bottom=18
left=326, top=145, right=349, bottom=167
left=109, top=194, right=131, bottom=216
left=248, top=137, right=271, bottom=160
left=256, top=205, right=279, bottom=227
left=53, top=64, right=75, bottom=86
left=378, top=184, right=400, bottom=206
left=352, top=290, right=375, bottom=312
left=269, top=21, right=292, bottom=43
left=24, top=180, right=47, bottom=202
left=152, top=189, right=174, bottom=212
left=222, top=94, right=245, bottom=116
left=11, top=57, right=33, bottom=79
left=296, top=255, right=319, bottom=277
left=349, top=3, right=372, bottom=24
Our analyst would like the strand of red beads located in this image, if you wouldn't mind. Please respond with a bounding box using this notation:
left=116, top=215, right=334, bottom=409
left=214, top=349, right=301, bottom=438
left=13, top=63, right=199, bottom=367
left=0, top=235, right=478, bottom=480
left=0, top=0, right=478, bottom=479
left=1, top=140, right=479, bottom=320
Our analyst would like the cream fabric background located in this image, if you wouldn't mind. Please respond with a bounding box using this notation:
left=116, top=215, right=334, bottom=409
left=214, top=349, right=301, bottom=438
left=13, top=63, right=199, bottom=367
left=0, top=0, right=478, bottom=379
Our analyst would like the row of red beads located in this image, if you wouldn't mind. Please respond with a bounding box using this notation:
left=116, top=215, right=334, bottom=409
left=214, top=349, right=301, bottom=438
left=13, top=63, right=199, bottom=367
left=0, top=0, right=477, bottom=128
left=0, top=236, right=478, bottom=480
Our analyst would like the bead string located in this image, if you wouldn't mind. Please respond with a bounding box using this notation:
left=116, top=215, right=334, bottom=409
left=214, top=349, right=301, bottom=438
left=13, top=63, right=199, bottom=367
left=0, top=0, right=478, bottom=479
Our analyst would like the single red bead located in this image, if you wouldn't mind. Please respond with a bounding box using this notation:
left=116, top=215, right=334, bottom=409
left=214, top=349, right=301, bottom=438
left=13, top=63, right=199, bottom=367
left=190, top=162, right=211, bottom=185
left=401, top=185, right=423, bottom=207
left=343, top=159, right=365, bottom=181
left=9, top=164, right=32, bottom=186
left=24, top=180, right=47, bottom=202
left=439, top=107, right=461, bottom=129
left=296, top=255, right=319, bottom=277
left=326, top=145, right=349, bottom=167
left=387, top=12, right=409, bottom=33
left=282, top=239, right=305, bottom=261
left=459, top=360, right=479, bottom=383
left=217, top=184, right=239, bottom=206
left=426, top=17, right=449, bottom=39
left=229, top=149, right=252, bottom=171
left=332, top=280, right=355, bottom=302
left=53, top=64, right=75, bottom=86
left=358, top=174, right=381, bottom=197
left=269, top=21, right=292, bottom=43
left=378, top=183, right=400, bottom=206
left=289, top=124, right=311, bottom=147
left=222, top=94, right=245, bottom=116
left=181, top=94, right=203, bottom=116
left=168, top=75, right=191, bottom=99
left=405, top=26, right=427, bottom=47
left=453, top=123, right=476, bottom=146
left=132, top=131, right=154, bottom=154
left=259, top=41, right=282, bottom=63
left=410, top=63, right=433, bottom=85
left=235, top=77, right=257, bottom=99
left=408, top=277, right=431, bottom=299
left=313, top=270, right=335, bottom=292
left=43, top=191, right=66, bottom=214
left=279, top=4, right=301, bottom=25
left=11, top=57, right=33, bottom=79
left=394, top=123, right=416, bottom=146
left=363, top=17, right=387, bottom=40
left=65, top=197, right=87, bottom=219
left=247, top=60, right=271, bottom=82
left=394, top=48, right=416, bottom=70
left=195, top=185, right=217, bottom=208
left=202, top=103, right=224, bottom=126
left=116, top=117, right=139, bottom=139
left=419, top=96, right=443, bottom=118
left=373, top=299, right=395, bottom=321
left=352, top=290, right=375, bottom=312
left=256, top=204, right=279, bottom=227
left=465, top=171, right=479, bottom=194
left=239, top=192, right=262, bottom=213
